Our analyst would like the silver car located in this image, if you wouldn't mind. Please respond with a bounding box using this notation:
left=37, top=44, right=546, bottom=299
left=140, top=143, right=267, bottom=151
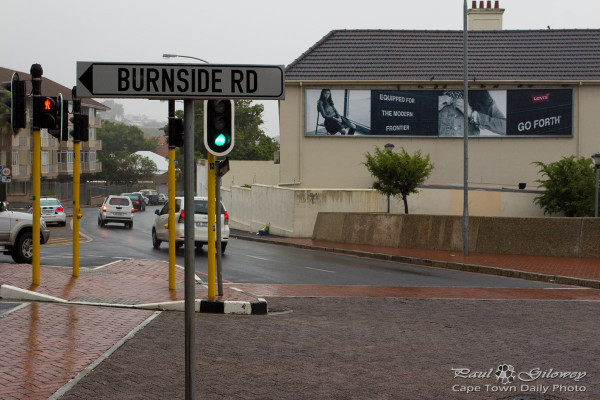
left=98, top=195, right=135, bottom=229
left=152, top=197, right=230, bottom=252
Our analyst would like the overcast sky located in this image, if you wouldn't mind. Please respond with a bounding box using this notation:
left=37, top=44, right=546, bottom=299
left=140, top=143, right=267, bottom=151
left=2, top=0, right=599, bottom=137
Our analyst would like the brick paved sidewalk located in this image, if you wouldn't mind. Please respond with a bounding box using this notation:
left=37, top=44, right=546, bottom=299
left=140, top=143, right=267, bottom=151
left=0, top=259, right=267, bottom=314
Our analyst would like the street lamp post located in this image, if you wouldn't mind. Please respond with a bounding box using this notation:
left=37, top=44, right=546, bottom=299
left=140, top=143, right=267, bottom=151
left=384, top=143, right=395, bottom=213
left=592, top=152, right=600, bottom=217
left=163, top=53, right=209, bottom=63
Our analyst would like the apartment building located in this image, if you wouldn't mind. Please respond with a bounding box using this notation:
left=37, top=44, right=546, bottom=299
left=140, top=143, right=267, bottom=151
left=0, top=66, right=108, bottom=203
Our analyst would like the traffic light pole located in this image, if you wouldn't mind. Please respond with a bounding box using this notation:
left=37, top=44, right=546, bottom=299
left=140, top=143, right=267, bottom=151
left=72, top=92, right=83, bottom=277
left=168, top=100, right=176, bottom=290
left=215, top=161, right=223, bottom=296
left=30, top=64, right=43, bottom=285
left=207, top=153, right=216, bottom=301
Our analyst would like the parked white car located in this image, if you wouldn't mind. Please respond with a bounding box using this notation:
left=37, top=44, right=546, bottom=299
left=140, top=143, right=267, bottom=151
left=152, top=197, right=229, bottom=252
left=98, top=195, right=135, bottom=229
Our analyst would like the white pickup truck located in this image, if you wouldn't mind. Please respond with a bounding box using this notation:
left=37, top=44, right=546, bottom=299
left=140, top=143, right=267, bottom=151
left=0, top=202, right=50, bottom=263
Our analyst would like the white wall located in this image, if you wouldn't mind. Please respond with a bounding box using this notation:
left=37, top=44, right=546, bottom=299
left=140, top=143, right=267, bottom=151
left=222, top=184, right=545, bottom=237
left=197, top=160, right=279, bottom=197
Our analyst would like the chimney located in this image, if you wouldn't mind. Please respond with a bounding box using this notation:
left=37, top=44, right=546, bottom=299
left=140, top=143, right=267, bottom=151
left=468, top=0, right=504, bottom=30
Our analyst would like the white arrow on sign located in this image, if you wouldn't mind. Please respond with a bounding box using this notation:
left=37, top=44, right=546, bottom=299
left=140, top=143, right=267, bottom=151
left=76, top=62, right=285, bottom=100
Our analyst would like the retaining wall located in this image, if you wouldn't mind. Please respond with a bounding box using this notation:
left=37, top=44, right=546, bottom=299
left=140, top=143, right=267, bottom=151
left=313, top=212, right=600, bottom=258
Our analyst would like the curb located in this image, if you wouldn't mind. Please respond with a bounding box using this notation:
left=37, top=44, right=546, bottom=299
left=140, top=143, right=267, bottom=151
left=0, top=284, right=269, bottom=315
left=199, top=299, right=268, bottom=315
left=230, top=234, right=600, bottom=290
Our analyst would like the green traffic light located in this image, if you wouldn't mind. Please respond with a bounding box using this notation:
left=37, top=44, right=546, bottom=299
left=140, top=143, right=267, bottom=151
left=214, top=133, right=229, bottom=147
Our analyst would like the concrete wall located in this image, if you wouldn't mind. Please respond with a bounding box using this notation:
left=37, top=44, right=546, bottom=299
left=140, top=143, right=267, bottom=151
left=221, top=184, right=547, bottom=238
left=313, top=212, right=600, bottom=258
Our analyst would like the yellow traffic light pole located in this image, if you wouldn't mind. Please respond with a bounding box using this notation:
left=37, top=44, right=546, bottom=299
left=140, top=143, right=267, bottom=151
left=30, top=64, right=43, bottom=286
left=73, top=140, right=81, bottom=277
left=207, top=153, right=216, bottom=300
left=168, top=147, right=176, bottom=289
left=167, top=100, right=177, bottom=290
left=32, top=128, right=41, bottom=285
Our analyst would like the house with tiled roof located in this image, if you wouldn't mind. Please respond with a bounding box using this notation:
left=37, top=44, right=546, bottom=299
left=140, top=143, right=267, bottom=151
left=278, top=2, right=600, bottom=216
left=0, top=66, right=109, bottom=203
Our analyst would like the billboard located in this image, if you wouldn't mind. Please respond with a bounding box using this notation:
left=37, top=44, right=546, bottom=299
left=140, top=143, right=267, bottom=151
left=305, top=88, right=572, bottom=137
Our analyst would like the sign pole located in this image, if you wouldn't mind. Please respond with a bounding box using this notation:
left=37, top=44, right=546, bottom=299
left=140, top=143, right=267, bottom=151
left=463, top=0, right=470, bottom=255
left=183, top=100, right=196, bottom=400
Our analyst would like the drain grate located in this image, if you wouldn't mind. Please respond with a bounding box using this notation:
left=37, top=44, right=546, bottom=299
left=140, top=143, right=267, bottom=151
left=70, top=296, right=139, bottom=305
left=62, top=269, right=119, bottom=276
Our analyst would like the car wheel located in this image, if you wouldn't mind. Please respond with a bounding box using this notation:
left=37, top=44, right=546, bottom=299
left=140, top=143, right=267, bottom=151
left=175, top=242, right=183, bottom=249
left=98, top=215, right=101, bottom=226
left=60, top=221, right=66, bottom=227
left=12, top=231, right=33, bottom=264
left=128, top=221, right=133, bottom=229
left=221, top=243, right=227, bottom=253
left=152, top=228, right=161, bottom=249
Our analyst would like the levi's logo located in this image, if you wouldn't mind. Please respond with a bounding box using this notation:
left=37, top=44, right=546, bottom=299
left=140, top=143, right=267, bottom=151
left=532, top=93, right=550, bottom=103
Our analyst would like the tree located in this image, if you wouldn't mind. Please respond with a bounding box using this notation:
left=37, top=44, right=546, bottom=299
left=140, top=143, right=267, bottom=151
left=533, top=156, right=595, bottom=217
left=99, top=100, right=125, bottom=122
left=363, top=146, right=434, bottom=214
left=97, top=151, right=158, bottom=189
left=97, top=120, right=158, bottom=154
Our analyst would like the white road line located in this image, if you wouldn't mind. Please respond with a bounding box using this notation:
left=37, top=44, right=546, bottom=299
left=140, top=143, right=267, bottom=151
left=305, top=266, right=335, bottom=273
left=247, top=255, right=270, bottom=261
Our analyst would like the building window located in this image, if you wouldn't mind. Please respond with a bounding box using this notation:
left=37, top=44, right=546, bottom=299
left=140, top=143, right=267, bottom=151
left=12, top=150, right=18, bottom=167
left=42, top=151, right=49, bottom=174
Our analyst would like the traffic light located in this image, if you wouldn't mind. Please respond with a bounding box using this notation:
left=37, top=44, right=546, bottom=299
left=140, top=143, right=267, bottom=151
left=1, top=72, right=26, bottom=135
left=78, top=114, right=89, bottom=142
left=168, top=117, right=184, bottom=148
left=34, top=96, right=59, bottom=130
left=69, top=98, right=89, bottom=142
left=204, top=99, right=234, bottom=156
left=48, top=94, right=68, bottom=143
left=60, top=100, right=69, bottom=142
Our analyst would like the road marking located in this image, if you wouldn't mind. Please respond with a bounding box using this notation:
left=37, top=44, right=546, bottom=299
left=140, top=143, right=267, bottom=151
left=305, top=266, right=335, bottom=273
left=247, top=255, right=270, bottom=261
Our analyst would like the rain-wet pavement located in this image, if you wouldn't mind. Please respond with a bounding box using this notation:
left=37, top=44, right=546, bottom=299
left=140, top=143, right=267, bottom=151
left=1, top=231, right=599, bottom=399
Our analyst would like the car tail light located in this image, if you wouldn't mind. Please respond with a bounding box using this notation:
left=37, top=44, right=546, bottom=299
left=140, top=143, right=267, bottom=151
left=224, top=211, right=229, bottom=225
left=56, top=207, right=64, bottom=212
left=102, top=205, right=107, bottom=212
left=178, top=209, right=184, bottom=224
left=131, top=207, right=135, bottom=213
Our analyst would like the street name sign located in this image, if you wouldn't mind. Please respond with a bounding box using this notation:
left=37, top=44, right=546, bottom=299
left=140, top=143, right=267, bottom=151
left=76, top=62, right=285, bottom=100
